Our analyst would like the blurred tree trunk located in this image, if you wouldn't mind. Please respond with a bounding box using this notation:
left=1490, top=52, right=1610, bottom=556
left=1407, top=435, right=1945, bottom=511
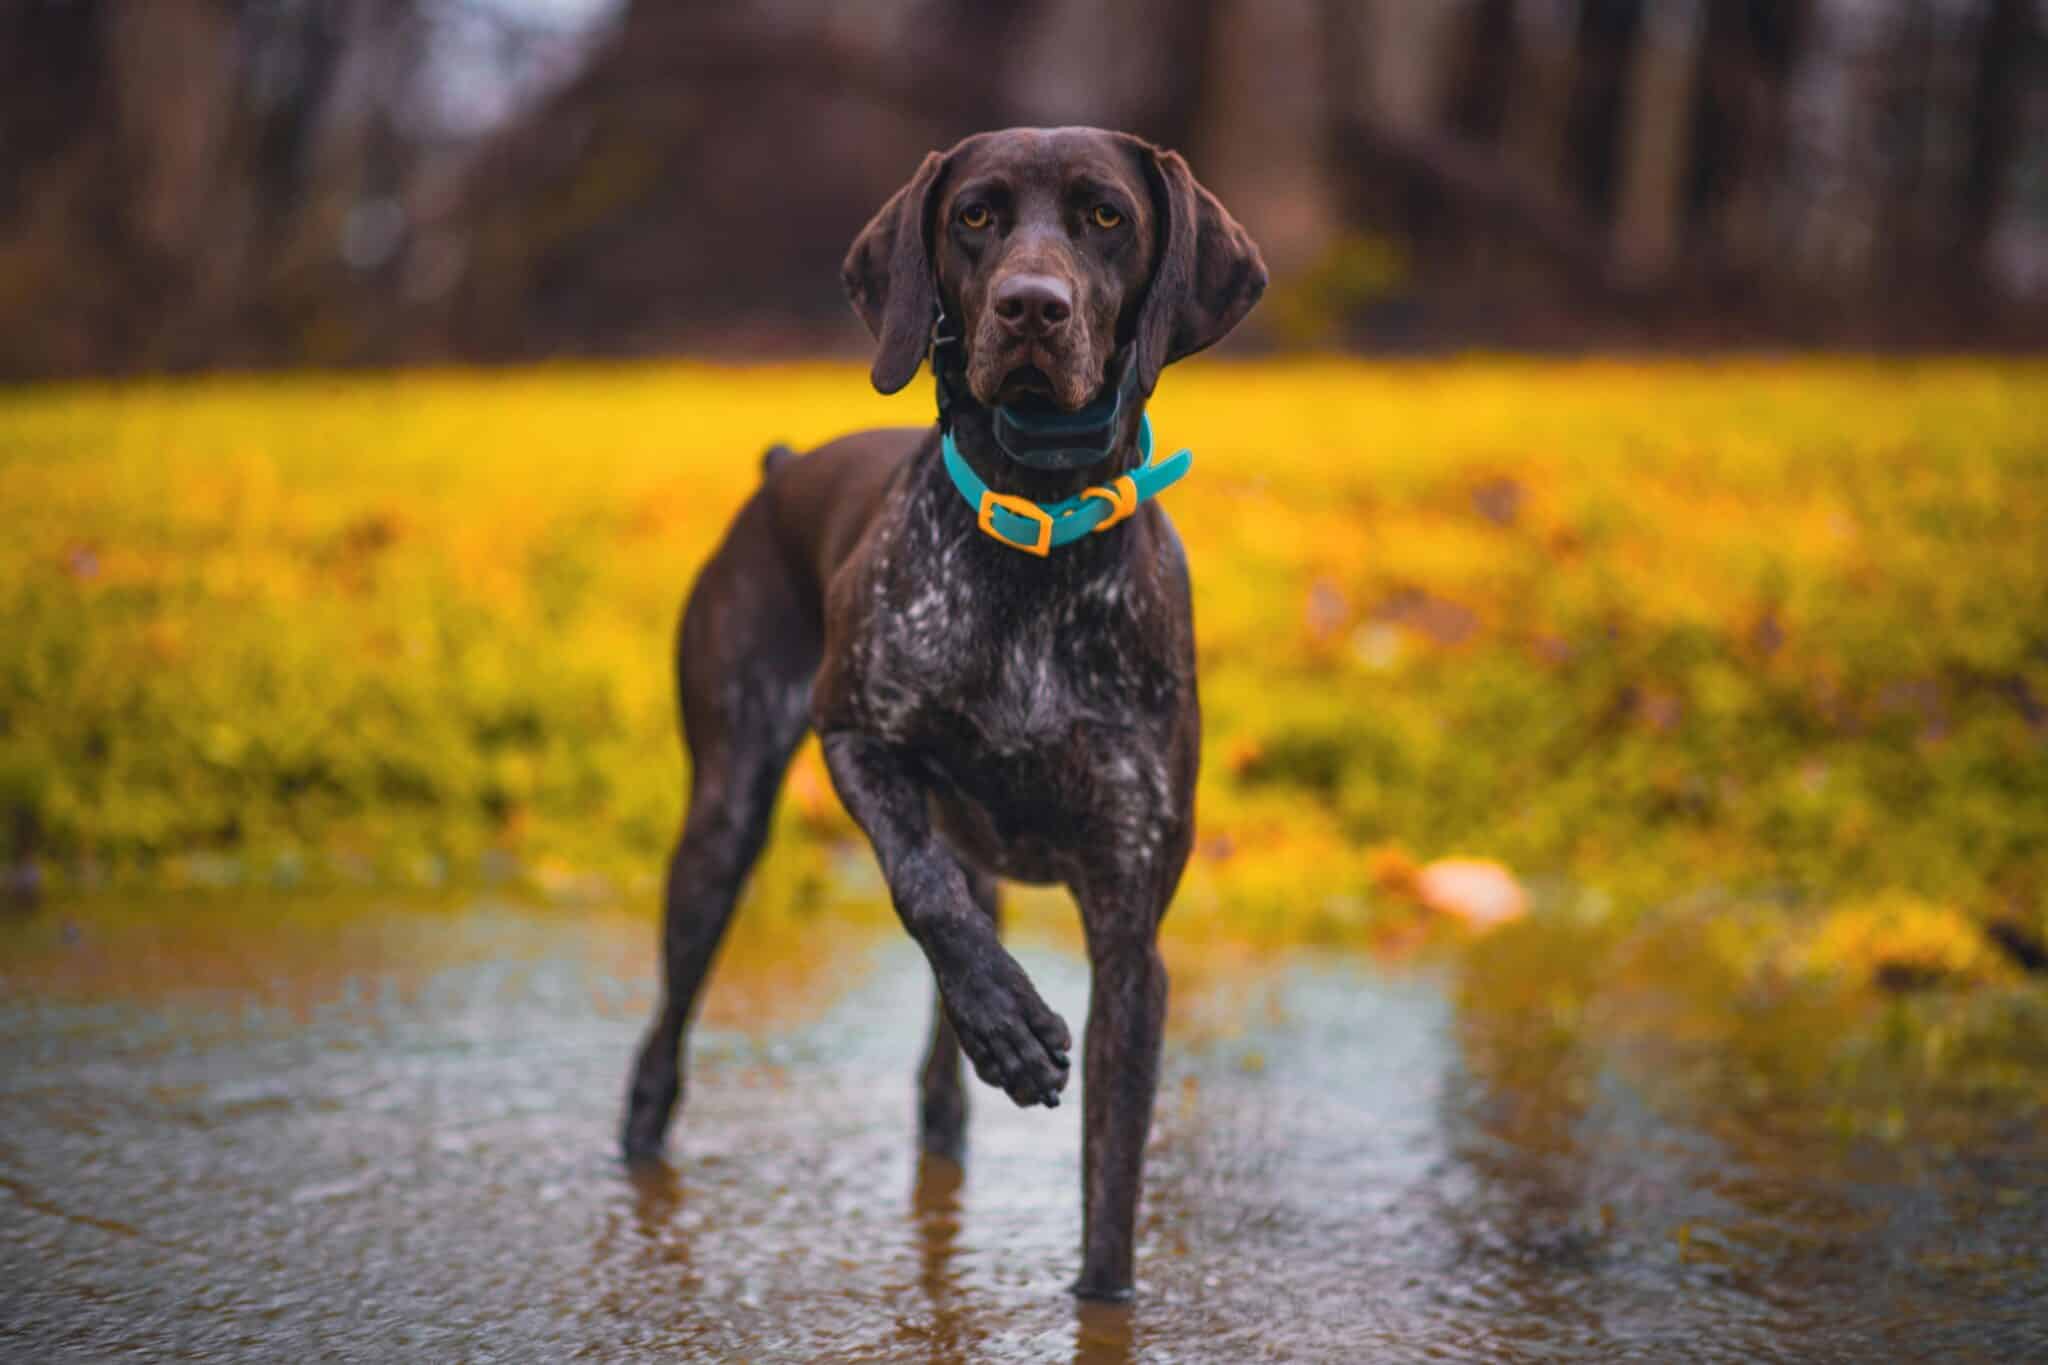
left=1346, top=0, right=1470, bottom=135
left=1879, top=0, right=1941, bottom=299
left=1324, top=0, right=1471, bottom=252
left=1504, top=0, right=1580, bottom=192
left=0, top=0, right=110, bottom=193
left=1009, top=0, right=1213, bottom=146
left=1446, top=0, right=1522, bottom=142
left=1563, top=0, right=1645, bottom=224
left=1196, top=0, right=1339, bottom=279
left=1611, top=0, right=1703, bottom=282
left=1959, top=0, right=2034, bottom=304
left=1685, top=0, right=1810, bottom=276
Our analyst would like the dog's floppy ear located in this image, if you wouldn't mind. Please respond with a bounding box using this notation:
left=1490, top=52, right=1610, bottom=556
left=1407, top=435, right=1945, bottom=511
left=842, top=151, right=948, bottom=395
left=1130, top=143, right=1267, bottom=396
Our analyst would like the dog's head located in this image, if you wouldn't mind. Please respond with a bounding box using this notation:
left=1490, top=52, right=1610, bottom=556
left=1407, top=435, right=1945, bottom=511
left=844, top=128, right=1266, bottom=413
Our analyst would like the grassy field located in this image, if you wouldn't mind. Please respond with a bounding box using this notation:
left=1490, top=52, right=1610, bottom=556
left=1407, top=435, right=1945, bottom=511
left=4, top=359, right=2045, bottom=967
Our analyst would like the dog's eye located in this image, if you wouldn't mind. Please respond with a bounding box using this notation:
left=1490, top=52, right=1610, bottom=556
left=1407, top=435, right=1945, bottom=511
left=1091, top=205, right=1123, bottom=229
left=958, top=205, right=991, bottom=230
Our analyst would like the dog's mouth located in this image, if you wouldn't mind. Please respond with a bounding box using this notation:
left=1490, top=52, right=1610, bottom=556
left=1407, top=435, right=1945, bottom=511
left=994, top=365, right=1061, bottom=409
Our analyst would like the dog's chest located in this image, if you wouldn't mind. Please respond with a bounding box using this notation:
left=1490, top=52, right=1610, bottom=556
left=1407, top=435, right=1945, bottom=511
left=849, top=529, right=1179, bottom=872
left=859, top=550, right=1149, bottom=748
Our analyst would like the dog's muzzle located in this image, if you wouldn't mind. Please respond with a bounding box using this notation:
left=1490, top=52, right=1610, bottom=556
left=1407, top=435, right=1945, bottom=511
left=932, top=306, right=1141, bottom=471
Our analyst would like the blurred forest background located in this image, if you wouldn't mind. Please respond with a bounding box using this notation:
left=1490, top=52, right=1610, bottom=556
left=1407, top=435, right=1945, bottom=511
left=4, top=1, right=2046, bottom=997
left=4, top=5, right=2047, bottom=1247
left=5, top=0, right=2047, bottom=380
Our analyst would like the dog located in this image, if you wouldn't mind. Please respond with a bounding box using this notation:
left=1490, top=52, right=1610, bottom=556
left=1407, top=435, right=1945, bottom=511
left=623, top=126, right=1265, bottom=1300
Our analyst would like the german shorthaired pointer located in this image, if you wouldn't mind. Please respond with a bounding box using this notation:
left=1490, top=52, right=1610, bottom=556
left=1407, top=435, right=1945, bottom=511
left=625, top=127, right=1265, bottom=1299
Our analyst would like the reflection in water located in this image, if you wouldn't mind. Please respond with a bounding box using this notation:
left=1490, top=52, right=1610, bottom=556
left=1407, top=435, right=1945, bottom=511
left=1071, top=1301, right=1135, bottom=1365
left=627, top=1158, right=687, bottom=1261
left=909, top=1154, right=967, bottom=1360
left=2, top=898, right=2043, bottom=1361
left=590, top=1157, right=698, bottom=1346
left=1446, top=920, right=2048, bottom=1359
left=908, top=1151, right=1134, bottom=1365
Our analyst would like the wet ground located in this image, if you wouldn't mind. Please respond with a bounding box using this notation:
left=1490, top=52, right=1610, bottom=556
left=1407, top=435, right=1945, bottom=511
left=3, top=896, right=2044, bottom=1363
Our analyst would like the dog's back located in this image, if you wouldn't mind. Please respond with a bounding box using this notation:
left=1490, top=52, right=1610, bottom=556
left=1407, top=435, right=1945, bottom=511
left=750, top=427, right=929, bottom=606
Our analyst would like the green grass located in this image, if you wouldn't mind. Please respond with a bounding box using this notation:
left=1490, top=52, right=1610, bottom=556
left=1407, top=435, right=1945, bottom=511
left=3, top=359, right=2044, bottom=950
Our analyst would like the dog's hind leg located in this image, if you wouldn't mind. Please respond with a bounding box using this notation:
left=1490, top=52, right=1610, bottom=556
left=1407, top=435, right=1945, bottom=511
left=917, top=867, right=1001, bottom=1160
left=622, top=489, right=818, bottom=1161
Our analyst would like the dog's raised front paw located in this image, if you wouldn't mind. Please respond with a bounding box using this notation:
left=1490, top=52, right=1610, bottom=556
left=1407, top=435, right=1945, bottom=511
left=943, top=954, right=1071, bottom=1108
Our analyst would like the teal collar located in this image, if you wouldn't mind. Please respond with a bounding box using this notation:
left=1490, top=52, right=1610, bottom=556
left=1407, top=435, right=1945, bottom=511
left=940, top=412, right=1192, bottom=557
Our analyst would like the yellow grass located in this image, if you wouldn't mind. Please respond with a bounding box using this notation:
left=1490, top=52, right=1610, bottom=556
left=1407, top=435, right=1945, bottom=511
left=3, top=359, right=2044, bottom=948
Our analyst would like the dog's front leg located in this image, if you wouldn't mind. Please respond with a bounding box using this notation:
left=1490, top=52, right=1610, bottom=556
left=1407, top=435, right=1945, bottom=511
left=819, top=732, right=1071, bottom=1108
left=1070, top=886, right=1169, bottom=1303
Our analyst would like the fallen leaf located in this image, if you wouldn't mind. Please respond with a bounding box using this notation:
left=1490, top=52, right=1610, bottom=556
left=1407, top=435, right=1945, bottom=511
left=1414, top=858, right=1527, bottom=929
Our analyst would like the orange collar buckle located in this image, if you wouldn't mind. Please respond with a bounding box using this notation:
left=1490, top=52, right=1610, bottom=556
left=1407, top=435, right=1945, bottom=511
left=976, top=490, right=1056, bottom=557
left=1081, top=474, right=1140, bottom=534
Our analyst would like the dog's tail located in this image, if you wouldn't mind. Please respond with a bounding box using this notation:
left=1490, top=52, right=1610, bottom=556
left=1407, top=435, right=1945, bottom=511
left=760, top=442, right=798, bottom=477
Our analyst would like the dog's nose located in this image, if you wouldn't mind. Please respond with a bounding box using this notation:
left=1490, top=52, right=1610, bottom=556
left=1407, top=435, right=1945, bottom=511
left=992, top=274, right=1073, bottom=337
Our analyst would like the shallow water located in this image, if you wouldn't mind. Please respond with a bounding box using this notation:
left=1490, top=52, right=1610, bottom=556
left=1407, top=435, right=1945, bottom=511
left=2, top=897, right=2042, bottom=1362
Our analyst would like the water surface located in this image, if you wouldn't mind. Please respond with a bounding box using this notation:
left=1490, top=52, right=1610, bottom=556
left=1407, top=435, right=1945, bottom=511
left=2, top=898, right=2042, bottom=1361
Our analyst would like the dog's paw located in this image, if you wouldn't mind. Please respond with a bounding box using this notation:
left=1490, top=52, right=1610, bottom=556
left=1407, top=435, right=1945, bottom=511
left=943, top=954, right=1071, bottom=1108
left=621, top=1057, right=680, bottom=1161
left=1069, top=1275, right=1137, bottom=1303
left=621, top=1104, right=670, bottom=1162
left=621, top=1096, right=672, bottom=1161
